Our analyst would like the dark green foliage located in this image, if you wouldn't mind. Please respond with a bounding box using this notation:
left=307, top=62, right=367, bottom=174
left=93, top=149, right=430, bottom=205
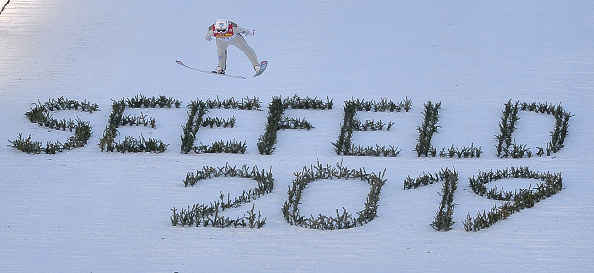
left=348, top=97, right=412, bottom=112
left=125, top=94, right=182, bottom=108
left=9, top=134, right=43, bottom=154
left=201, top=116, right=236, bottom=128
left=171, top=164, right=273, bottom=228
left=99, top=95, right=179, bottom=153
left=403, top=170, right=441, bottom=189
left=430, top=168, right=458, bottom=231
left=10, top=97, right=96, bottom=154
left=374, top=97, right=413, bottom=112
left=332, top=100, right=357, bottom=155
left=181, top=97, right=260, bottom=154
left=98, top=99, right=125, bottom=152
left=415, top=101, right=441, bottom=157
left=403, top=168, right=458, bottom=231
left=283, top=94, right=333, bottom=110
left=495, top=100, right=526, bottom=158
left=120, top=112, right=156, bottom=128
left=464, top=166, right=563, bottom=231
left=496, top=100, right=572, bottom=158
left=203, top=96, right=262, bottom=110
left=353, top=119, right=394, bottom=131
left=257, top=95, right=327, bottom=155
left=194, top=140, right=247, bottom=154
left=26, top=96, right=99, bottom=113
left=439, top=144, right=483, bottom=158
left=411, top=100, right=482, bottom=159
left=333, top=98, right=410, bottom=156
left=281, top=161, right=386, bottom=230
left=521, top=102, right=572, bottom=156
left=257, top=97, right=284, bottom=155
left=349, top=144, right=401, bottom=157
left=180, top=100, right=207, bottom=154
left=112, top=135, right=169, bottom=153
left=278, top=116, right=314, bottom=130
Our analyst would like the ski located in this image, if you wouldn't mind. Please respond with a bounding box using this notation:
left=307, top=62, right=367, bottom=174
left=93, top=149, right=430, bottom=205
left=176, top=60, right=246, bottom=79
left=254, top=61, right=268, bottom=77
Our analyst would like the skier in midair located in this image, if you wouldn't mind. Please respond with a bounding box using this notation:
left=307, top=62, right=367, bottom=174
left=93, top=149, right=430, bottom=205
left=205, top=18, right=260, bottom=75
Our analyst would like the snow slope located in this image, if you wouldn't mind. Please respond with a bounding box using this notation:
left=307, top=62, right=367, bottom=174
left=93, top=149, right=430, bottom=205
left=1, top=0, right=593, bottom=272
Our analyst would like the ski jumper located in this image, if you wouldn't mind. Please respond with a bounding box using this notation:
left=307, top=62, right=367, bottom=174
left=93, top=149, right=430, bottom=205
left=205, top=21, right=259, bottom=71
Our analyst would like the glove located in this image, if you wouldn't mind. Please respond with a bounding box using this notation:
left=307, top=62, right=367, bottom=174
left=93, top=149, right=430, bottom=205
left=205, top=36, right=212, bottom=41
left=245, top=30, right=255, bottom=37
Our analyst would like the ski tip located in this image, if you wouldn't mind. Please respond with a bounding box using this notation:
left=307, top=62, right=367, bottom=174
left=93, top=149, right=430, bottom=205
left=253, top=61, right=267, bottom=77
left=176, top=60, right=183, bottom=65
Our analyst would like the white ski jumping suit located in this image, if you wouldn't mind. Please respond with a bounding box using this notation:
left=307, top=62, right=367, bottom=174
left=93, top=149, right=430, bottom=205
left=205, top=21, right=259, bottom=71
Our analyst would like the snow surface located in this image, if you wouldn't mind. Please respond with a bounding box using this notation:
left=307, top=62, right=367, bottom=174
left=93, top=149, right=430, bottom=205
left=1, top=0, right=594, bottom=272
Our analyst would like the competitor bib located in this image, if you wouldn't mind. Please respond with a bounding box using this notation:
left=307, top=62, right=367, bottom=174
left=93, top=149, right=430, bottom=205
left=213, top=23, right=235, bottom=38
